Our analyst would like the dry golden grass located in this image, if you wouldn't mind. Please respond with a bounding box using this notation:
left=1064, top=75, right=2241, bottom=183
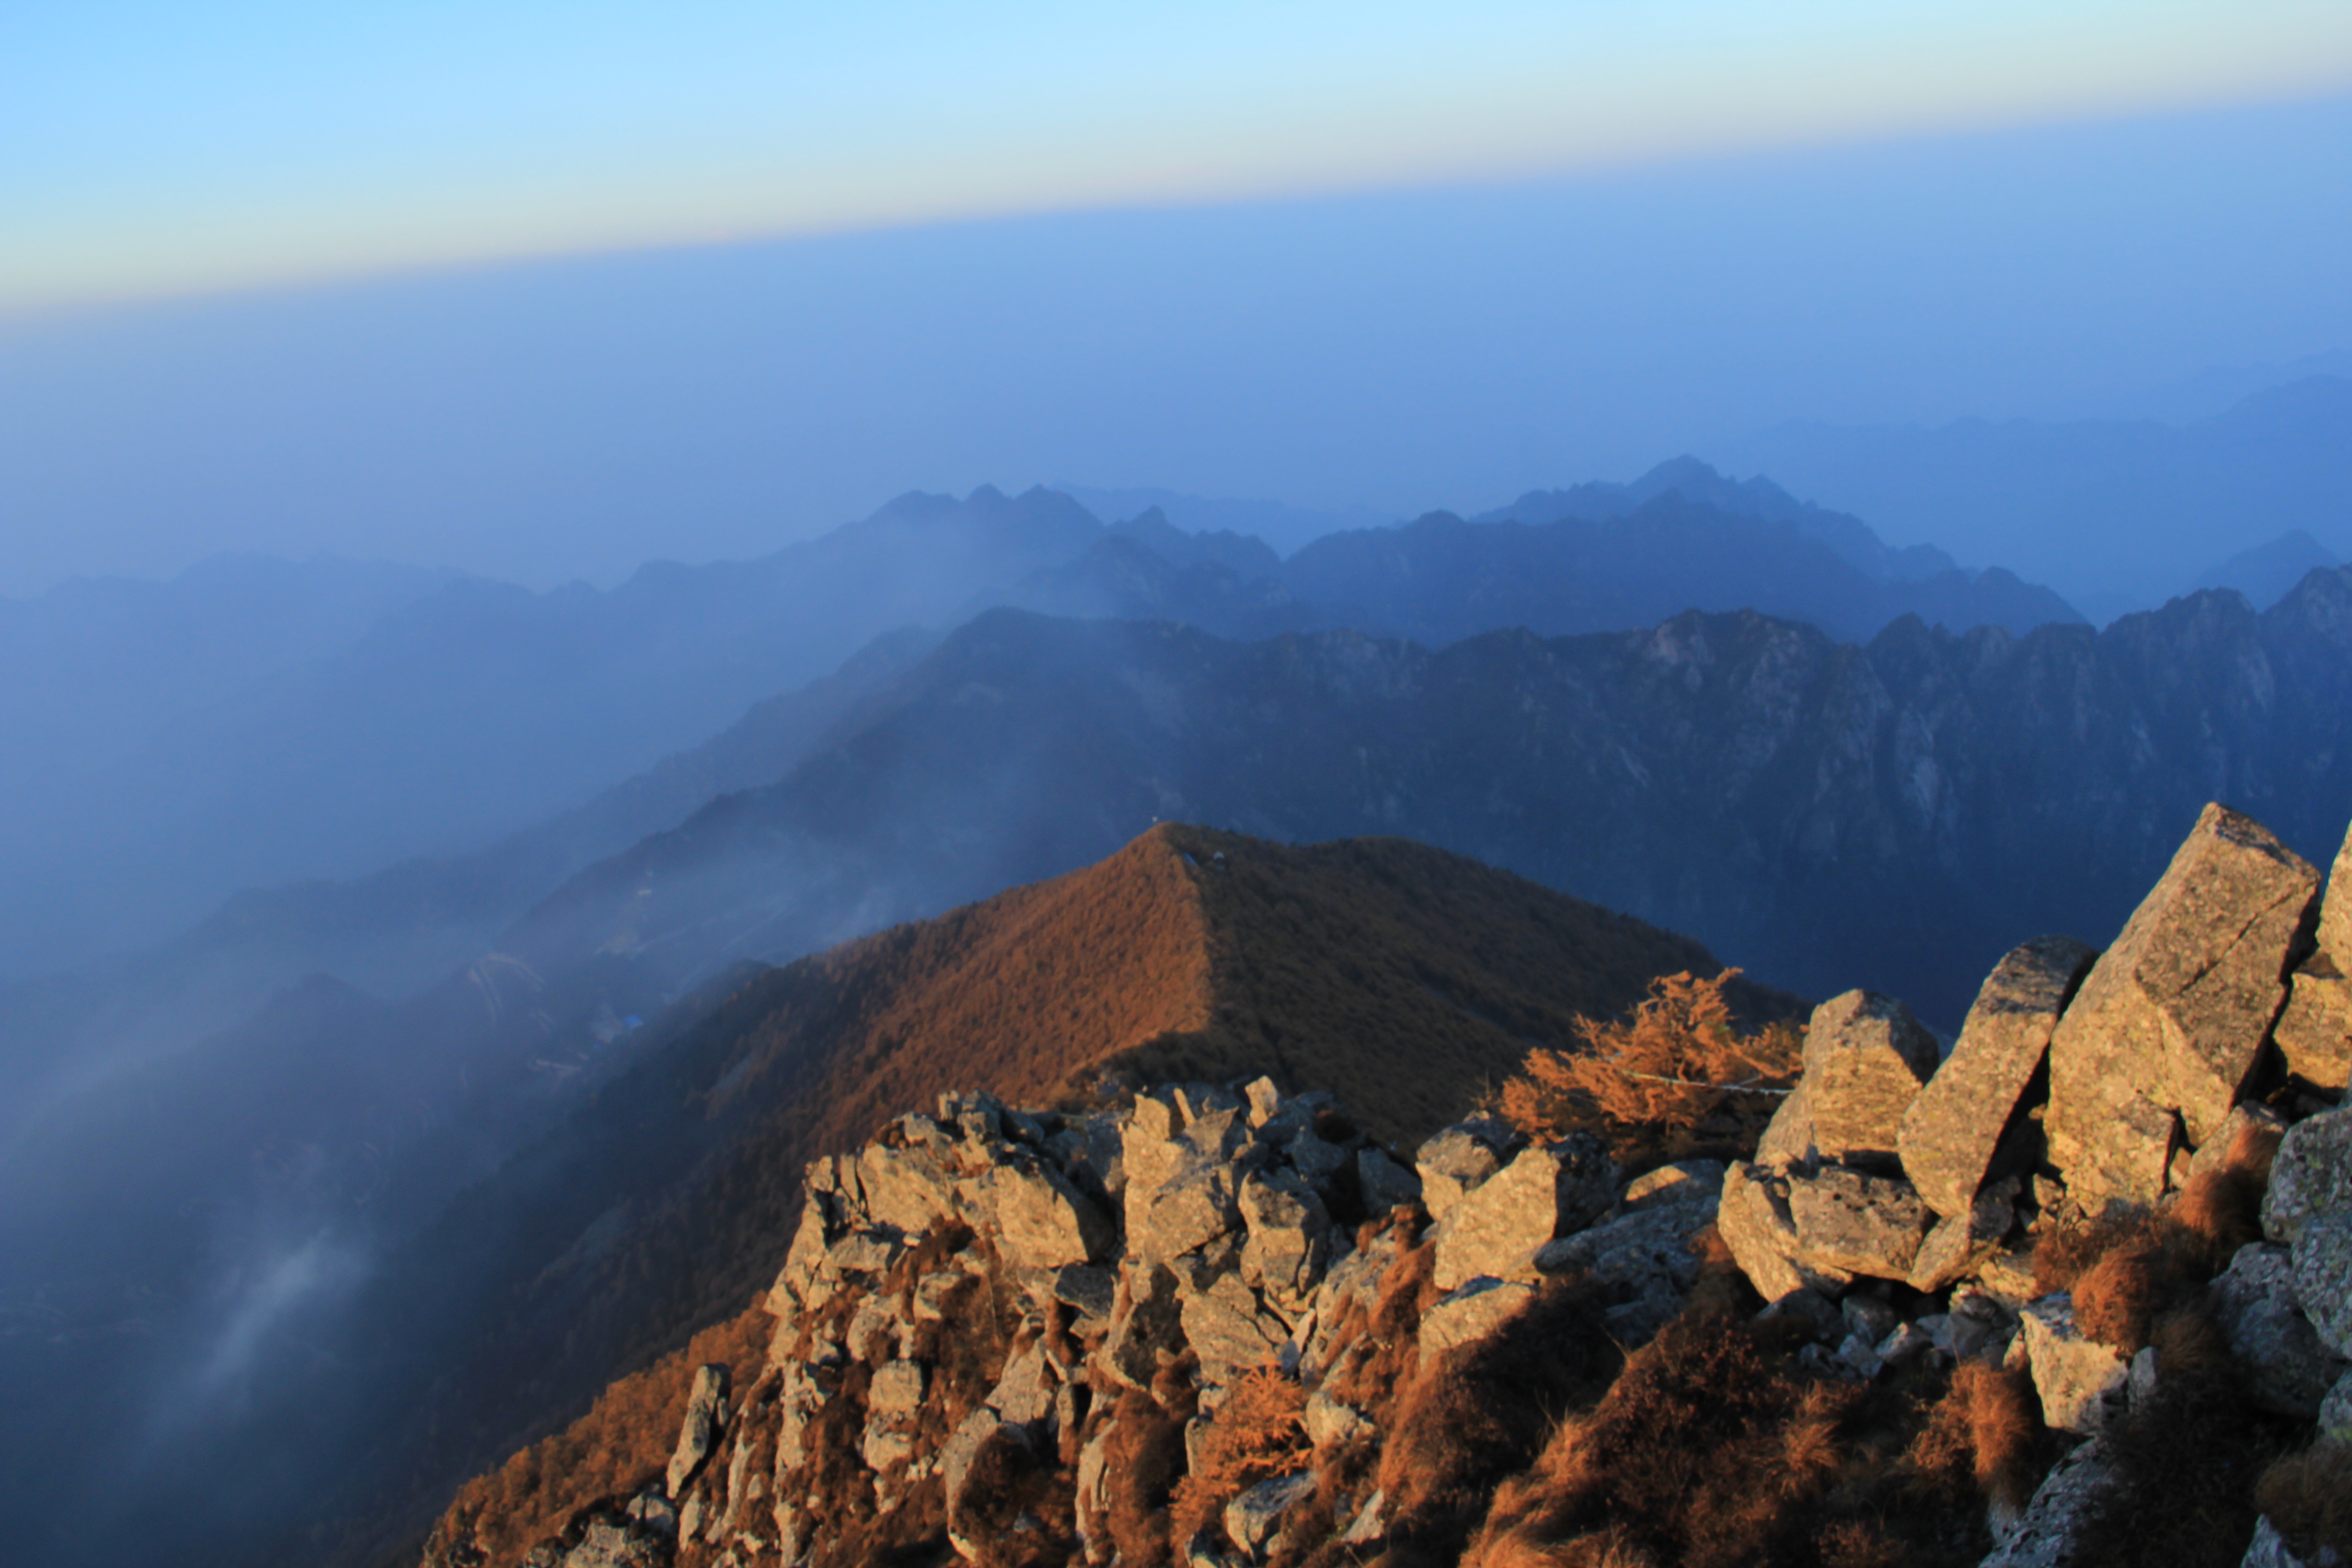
left=1494, top=969, right=1803, bottom=1166
left=1907, top=1362, right=2043, bottom=1514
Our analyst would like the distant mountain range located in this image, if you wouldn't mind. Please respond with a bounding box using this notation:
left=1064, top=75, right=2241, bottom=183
left=0, top=461, right=2072, bottom=982
left=1719, top=375, right=2352, bottom=621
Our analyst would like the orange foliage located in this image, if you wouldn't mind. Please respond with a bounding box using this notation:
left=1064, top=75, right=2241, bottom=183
left=1170, top=1368, right=1312, bottom=1547
left=1495, top=970, right=1802, bottom=1163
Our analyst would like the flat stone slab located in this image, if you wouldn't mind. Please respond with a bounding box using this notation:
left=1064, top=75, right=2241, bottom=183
left=1901, top=936, right=2095, bottom=1219
left=2047, top=804, right=2318, bottom=1208
left=1800, top=990, right=1941, bottom=1167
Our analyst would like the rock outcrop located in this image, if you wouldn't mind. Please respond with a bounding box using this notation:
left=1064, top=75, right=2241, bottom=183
left=428, top=799, right=2352, bottom=1568
left=2045, top=804, right=2319, bottom=1209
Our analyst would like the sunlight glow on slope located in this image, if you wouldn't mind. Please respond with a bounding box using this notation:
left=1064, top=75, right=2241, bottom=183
left=7, top=0, right=2352, bottom=309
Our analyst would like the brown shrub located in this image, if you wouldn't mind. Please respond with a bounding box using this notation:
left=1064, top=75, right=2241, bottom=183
left=1100, top=1386, right=1192, bottom=1568
left=2072, top=1242, right=2185, bottom=1354
left=1169, top=1367, right=1310, bottom=1548
left=2167, top=1122, right=2277, bottom=1271
left=2254, top=1438, right=2352, bottom=1560
left=2076, top=1313, right=2298, bottom=1568
left=1907, top=1362, right=2043, bottom=1514
left=1463, top=1313, right=1989, bottom=1568
left=1495, top=969, right=1803, bottom=1166
left=1376, top=1279, right=1621, bottom=1563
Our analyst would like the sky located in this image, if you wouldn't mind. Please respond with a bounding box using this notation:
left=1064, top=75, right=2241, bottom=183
left=4, top=3, right=2352, bottom=596
left=10, top=0, right=2352, bottom=312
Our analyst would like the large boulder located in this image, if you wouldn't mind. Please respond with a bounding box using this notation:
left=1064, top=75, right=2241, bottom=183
left=2046, top=805, right=2320, bottom=1208
left=2274, top=822, right=2351, bottom=1095
left=1901, top=936, right=2097, bottom=1218
left=666, top=1364, right=730, bottom=1498
left=1239, top=1168, right=1334, bottom=1303
left=2210, top=1244, right=2350, bottom=1419
left=2292, top=1214, right=2352, bottom=1359
left=1418, top=1277, right=1537, bottom=1360
left=1785, top=1166, right=1935, bottom=1281
left=985, top=1158, right=1115, bottom=1271
left=1980, top=1437, right=2117, bottom=1568
left=2264, top=1107, right=2352, bottom=1245
left=1431, top=1135, right=1619, bottom=1291
left=1717, top=1161, right=1852, bottom=1302
left=1415, top=1120, right=1519, bottom=1222
left=1799, top=990, right=1940, bottom=1167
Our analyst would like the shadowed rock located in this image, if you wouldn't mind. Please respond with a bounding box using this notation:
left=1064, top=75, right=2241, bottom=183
left=1902, top=936, right=2096, bottom=1218
left=1786, top=1165, right=1935, bottom=1280
left=2262, top=1107, right=2352, bottom=1245
left=2047, top=804, right=2319, bottom=1208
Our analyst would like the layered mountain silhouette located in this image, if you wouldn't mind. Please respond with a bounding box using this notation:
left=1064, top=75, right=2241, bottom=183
left=30, top=827, right=1774, bottom=1568
left=1722, top=376, right=2352, bottom=619
left=2, top=462, right=2066, bottom=984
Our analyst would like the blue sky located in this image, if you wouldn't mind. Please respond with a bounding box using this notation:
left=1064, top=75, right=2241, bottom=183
left=3, top=4, right=2350, bottom=599
left=8, top=1, right=2352, bottom=309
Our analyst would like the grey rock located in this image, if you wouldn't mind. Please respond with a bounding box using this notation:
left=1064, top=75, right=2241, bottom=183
left=1980, top=1436, right=2117, bottom=1568
left=2324, top=1367, right=2352, bottom=1432
left=666, top=1364, right=730, bottom=1499
left=1753, top=1076, right=1817, bottom=1170
left=1418, top=1276, right=1537, bottom=1360
left=1755, top=1287, right=1843, bottom=1343
left=1618, top=1160, right=1725, bottom=1213
left=1240, top=1168, right=1333, bottom=1303
left=1342, top=1489, right=1387, bottom=1546
left=1432, top=1135, right=1619, bottom=1292
left=1878, top=1321, right=1936, bottom=1366
left=678, top=1494, right=706, bottom=1544
left=2047, top=804, right=2319, bottom=1208
left=2265, top=1108, right=2352, bottom=1245
left=2021, top=1295, right=2129, bottom=1434
left=2274, top=958, right=2352, bottom=1096
left=1181, top=1274, right=1290, bottom=1383
left=986, top=1157, right=1115, bottom=1271
left=1800, top=990, right=1940, bottom=1167
left=1907, top=1184, right=2017, bottom=1292
left=2293, top=1213, right=2352, bottom=1357
left=1415, top=1119, right=1519, bottom=1221
left=1303, top=1388, right=1372, bottom=1448
left=1101, top=1262, right=1187, bottom=1387
left=1535, top=1191, right=1718, bottom=1299
left=1225, top=1470, right=1319, bottom=1560
left=1842, top=1294, right=1901, bottom=1345
left=1901, top=936, right=2096, bottom=1218
left=1718, top=1161, right=1853, bottom=1302
left=1133, top=1159, right=1242, bottom=1264
left=1787, top=1166, right=1934, bottom=1280
left=561, top=1517, right=668, bottom=1568
left=868, top=1359, right=927, bottom=1416
left=857, top=1142, right=960, bottom=1235
left=986, top=1344, right=1059, bottom=1427
left=2240, top=1515, right=2324, bottom=1568
left=1356, top=1147, right=1422, bottom=1215
left=2211, top=1244, right=2349, bottom=1418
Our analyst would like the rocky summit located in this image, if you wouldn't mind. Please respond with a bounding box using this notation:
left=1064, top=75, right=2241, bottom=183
left=426, top=806, right=2352, bottom=1568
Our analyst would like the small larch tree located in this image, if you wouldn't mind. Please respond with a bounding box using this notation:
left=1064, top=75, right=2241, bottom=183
left=1495, top=969, right=1803, bottom=1165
